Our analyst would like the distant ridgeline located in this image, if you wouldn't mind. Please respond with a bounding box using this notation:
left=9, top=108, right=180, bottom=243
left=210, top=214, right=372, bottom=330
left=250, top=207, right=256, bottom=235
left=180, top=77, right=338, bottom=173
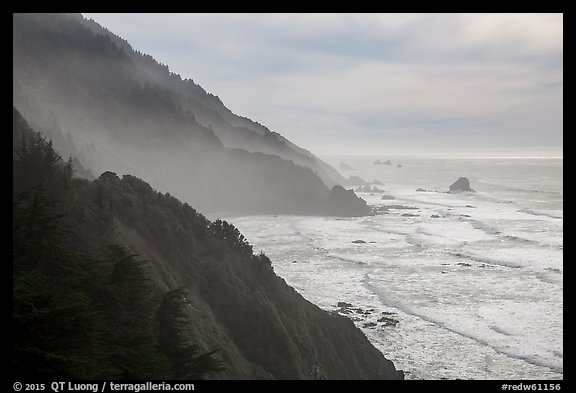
left=13, top=13, right=368, bottom=217
left=13, top=107, right=403, bottom=380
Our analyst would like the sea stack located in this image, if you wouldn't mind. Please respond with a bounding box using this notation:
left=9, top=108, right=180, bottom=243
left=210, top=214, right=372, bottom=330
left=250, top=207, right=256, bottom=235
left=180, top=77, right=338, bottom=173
left=449, top=177, right=475, bottom=193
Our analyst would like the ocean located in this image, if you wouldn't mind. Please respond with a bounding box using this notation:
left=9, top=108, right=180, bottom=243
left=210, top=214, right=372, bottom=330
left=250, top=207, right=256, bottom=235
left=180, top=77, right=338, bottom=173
left=225, top=155, right=563, bottom=380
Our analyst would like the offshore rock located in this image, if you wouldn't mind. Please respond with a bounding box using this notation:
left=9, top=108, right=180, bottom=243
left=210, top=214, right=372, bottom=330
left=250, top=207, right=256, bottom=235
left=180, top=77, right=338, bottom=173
left=449, top=177, right=475, bottom=193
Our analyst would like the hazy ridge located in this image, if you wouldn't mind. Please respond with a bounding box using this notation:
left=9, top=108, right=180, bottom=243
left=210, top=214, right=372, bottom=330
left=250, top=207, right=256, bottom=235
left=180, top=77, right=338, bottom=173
left=13, top=13, right=363, bottom=216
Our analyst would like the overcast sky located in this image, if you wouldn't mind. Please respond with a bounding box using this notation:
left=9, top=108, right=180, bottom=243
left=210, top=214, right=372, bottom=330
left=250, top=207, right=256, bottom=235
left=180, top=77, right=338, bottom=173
left=84, top=13, right=563, bottom=157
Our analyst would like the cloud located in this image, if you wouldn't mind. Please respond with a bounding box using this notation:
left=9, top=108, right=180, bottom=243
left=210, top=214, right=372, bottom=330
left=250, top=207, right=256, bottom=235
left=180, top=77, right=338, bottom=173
left=83, top=13, right=563, bottom=155
left=457, top=13, right=563, bottom=54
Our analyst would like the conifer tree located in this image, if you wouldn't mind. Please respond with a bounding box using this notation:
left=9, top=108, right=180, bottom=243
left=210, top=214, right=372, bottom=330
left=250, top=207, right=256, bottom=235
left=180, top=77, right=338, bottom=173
left=157, top=289, right=223, bottom=379
left=13, top=188, right=105, bottom=379
left=13, top=112, right=224, bottom=380
left=98, top=244, right=169, bottom=379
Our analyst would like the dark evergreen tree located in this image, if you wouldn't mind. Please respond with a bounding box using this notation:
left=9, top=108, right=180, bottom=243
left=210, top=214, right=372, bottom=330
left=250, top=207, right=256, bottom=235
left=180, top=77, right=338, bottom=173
left=157, top=289, right=223, bottom=379
left=13, top=131, right=72, bottom=203
left=13, top=109, right=228, bottom=380
left=13, top=188, right=106, bottom=379
left=211, top=219, right=253, bottom=256
left=97, top=244, right=169, bottom=379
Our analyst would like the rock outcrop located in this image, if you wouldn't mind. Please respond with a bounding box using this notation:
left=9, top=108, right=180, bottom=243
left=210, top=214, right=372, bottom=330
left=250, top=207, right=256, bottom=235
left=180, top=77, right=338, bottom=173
left=355, top=185, right=385, bottom=193
left=449, top=177, right=475, bottom=193
left=326, top=185, right=372, bottom=217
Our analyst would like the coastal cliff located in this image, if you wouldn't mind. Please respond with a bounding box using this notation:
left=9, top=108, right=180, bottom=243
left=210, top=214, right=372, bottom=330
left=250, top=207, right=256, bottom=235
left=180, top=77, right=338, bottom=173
left=13, top=108, right=403, bottom=379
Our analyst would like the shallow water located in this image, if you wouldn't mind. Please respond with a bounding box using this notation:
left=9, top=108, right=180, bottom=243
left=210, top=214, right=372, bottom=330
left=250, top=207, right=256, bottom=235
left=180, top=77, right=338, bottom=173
left=226, top=156, right=563, bottom=380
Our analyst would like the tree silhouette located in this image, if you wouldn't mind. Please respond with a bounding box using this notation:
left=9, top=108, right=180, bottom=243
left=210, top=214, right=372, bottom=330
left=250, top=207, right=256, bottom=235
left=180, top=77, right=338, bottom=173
left=13, top=187, right=105, bottom=379
left=211, top=219, right=253, bottom=256
left=97, top=244, right=168, bottom=379
left=157, top=289, right=223, bottom=379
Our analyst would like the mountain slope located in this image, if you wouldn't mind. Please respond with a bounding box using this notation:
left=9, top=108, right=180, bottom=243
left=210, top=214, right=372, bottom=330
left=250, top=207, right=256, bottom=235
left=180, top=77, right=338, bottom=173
left=13, top=107, right=403, bottom=380
left=13, top=13, right=359, bottom=216
left=72, top=13, right=347, bottom=188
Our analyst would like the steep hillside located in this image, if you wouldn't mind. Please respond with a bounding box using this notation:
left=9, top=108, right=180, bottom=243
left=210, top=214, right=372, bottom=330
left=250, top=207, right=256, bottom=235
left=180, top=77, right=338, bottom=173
left=13, top=13, right=359, bottom=216
left=13, top=107, right=403, bottom=380
left=72, top=13, right=346, bottom=188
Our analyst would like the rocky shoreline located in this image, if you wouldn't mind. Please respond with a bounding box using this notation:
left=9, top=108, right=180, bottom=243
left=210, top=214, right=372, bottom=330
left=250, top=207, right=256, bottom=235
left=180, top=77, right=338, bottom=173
left=334, top=302, right=400, bottom=329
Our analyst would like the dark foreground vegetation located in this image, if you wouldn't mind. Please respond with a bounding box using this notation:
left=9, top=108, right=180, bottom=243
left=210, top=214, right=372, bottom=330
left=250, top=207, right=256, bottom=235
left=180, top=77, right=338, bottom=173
left=13, top=108, right=403, bottom=380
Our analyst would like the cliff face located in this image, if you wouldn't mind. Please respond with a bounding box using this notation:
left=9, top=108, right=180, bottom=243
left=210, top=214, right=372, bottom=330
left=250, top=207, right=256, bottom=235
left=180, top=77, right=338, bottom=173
left=98, top=172, right=402, bottom=379
left=13, top=108, right=403, bottom=380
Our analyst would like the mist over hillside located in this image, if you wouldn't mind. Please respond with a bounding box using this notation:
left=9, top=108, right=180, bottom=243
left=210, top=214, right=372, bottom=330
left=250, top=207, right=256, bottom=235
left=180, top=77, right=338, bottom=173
left=13, top=106, right=402, bottom=379
left=13, top=13, right=364, bottom=217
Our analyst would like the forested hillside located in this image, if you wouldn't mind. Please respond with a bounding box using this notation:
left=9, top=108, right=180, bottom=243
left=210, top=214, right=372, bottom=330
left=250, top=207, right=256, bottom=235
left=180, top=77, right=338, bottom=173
left=13, top=107, right=403, bottom=380
left=13, top=13, right=364, bottom=216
